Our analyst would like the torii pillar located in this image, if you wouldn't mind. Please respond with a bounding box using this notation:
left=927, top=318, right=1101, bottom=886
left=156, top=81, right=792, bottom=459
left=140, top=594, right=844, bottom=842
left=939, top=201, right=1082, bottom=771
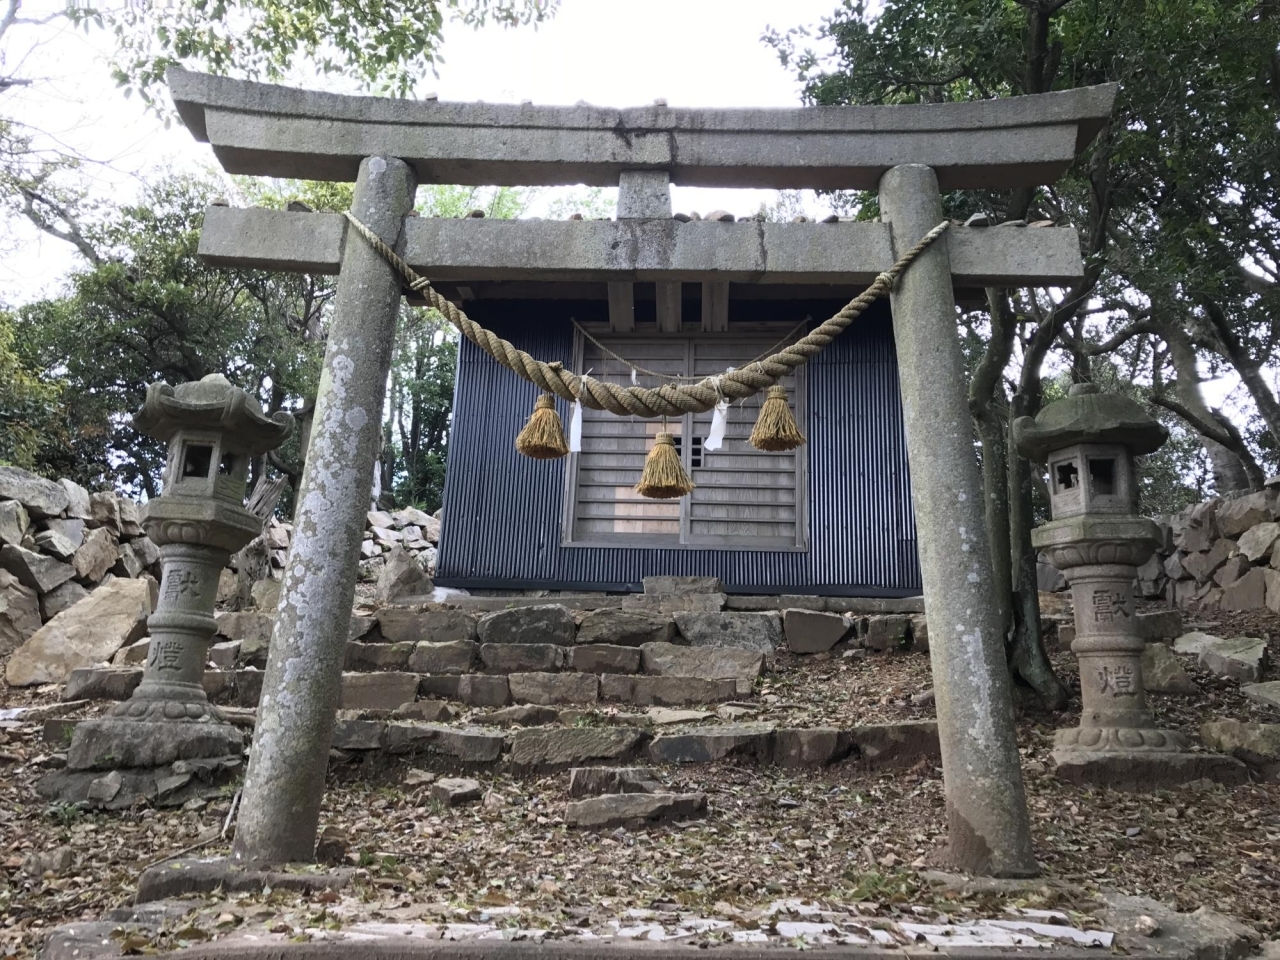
left=880, top=165, right=1035, bottom=875
left=168, top=66, right=1116, bottom=874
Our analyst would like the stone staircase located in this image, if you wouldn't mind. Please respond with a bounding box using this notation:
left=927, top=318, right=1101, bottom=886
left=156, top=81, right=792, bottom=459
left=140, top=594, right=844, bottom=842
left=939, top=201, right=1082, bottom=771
left=49, top=587, right=939, bottom=812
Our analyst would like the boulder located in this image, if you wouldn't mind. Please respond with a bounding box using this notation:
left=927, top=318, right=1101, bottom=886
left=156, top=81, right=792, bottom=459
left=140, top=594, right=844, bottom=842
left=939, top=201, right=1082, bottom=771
left=1163, top=552, right=1187, bottom=580
left=33, top=529, right=79, bottom=562
left=1200, top=719, right=1280, bottom=775
left=375, top=546, right=431, bottom=605
left=568, top=766, right=661, bottom=798
left=55, top=480, right=90, bottom=520
left=565, top=792, right=706, bottom=829
left=214, top=612, right=274, bottom=667
left=566, top=644, right=642, bottom=674
left=648, top=723, right=775, bottom=764
left=1142, top=642, right=1197, bottom=694
left=4, top=577, right=151, bottom=686
left=773, top=727, right=854, bottom=767
left=331, top=718, right=384, bottom=750
left=783, top=609, right=849, bottom=654
left=431, top=777, right=483, bottom=806
left=367, top=509, right=395, bottom=528
left=1241, top=681, right=1280, bottom=711
left=508, top=671, right=598, bottom=705
left=391, top=506, right=433, bottom=528
left=407, top=639, right=477, bottom=674
left=0, top=570, right=41, bottom=656
left=475, top=703, right=560, bottom=727
left=39, top=580, right=88, bottom=621
left=864, top=615, right=912, bottom=652
left=480, top=643, right=564, bottom=673
left=622, top=593, right=725, bottom=615
left=575, top=609, right=674, bottom=647
left=112, top=638, right=150, bottom=665
left=250, top=578, right=281, bottom=611
left=673, top=612, right=782, bottom=652
left=1219, top=566, right=1274, bottom=611
left=378, top=608, right=477, bottom=644
left=72, top=528, right=119, bottom=583
left=1198, top=636, right=1267, bottom=683
left=640, top=641, right=764, bottom=681
left=87, top=493, right=121, bottom=533
left=509, top=726, right=648, bottom=769
left=0, top=467, right=69, bottom=518
left=1174, top=631, right=1220, bottom=655
left=456, top=674, right=511, bottom=707
left=392, top=700, right=455, bottom=722
left=117, top=500, right=141, bottom=537
left=1217, top=491, right=1275, bottom=538
left=1213, top=554, right=1251, bottom=588
left=1238, top=522, right=1280, bottom=562
left=339, top=672, right=420, bottom=711
left=383, top=723, right=504, bottom=762
left=345, top=641, right=415, bottom=671
left=347, top=615, right=379, bottom=642
left=64, top=666, right=144, bottom=701
left=477, top=604, right=575, bottom=646
left=847, top=721, right=942, bottom=767
left=1183, top=538, right=1237, bottom=583
left=642, top=576, right=724, bottom=595
left=601, top=675, right=739, bottom=706
left=1, top=544, right=75, bottom=593
left=42, top=518, right=85, bottom=549
left=1178, top=499, right=1219, bottom=552
left=208, top=640, right=240, bottom=668
left=0, top=500, right=30, bottom=547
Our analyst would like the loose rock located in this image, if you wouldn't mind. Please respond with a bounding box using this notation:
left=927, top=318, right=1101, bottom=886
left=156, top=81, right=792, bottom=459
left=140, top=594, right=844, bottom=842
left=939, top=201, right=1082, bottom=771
left=5, top=577, right=151, bottom=686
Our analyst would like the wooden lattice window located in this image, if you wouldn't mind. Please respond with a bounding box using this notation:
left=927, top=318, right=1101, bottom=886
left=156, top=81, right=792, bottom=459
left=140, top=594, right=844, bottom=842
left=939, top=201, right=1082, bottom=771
left=561, top=331, right=808, bottom=550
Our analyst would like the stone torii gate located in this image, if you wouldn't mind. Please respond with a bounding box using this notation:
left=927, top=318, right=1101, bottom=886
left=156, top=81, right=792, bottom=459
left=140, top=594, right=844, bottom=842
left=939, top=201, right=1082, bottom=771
left=167, top=67, right=1115, bottom=876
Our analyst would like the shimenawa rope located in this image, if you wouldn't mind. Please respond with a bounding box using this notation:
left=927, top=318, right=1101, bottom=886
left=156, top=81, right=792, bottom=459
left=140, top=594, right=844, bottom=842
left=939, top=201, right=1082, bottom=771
left=342, top=212, right=949, bottom=420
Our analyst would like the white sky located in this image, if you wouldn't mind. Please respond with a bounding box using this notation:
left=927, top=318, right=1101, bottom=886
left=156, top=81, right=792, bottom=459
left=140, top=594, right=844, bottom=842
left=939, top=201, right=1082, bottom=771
left=0, top=0, right=842, bottom=302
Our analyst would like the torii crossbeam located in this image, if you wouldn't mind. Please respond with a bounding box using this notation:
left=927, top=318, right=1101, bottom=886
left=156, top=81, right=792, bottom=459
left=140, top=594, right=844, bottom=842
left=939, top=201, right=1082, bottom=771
left=167, top=66, right=1116, bottom=877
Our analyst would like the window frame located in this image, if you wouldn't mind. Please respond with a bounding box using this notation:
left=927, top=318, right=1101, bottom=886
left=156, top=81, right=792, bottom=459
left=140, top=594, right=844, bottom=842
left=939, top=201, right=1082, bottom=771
left=559, top=326, right=809, bottom=552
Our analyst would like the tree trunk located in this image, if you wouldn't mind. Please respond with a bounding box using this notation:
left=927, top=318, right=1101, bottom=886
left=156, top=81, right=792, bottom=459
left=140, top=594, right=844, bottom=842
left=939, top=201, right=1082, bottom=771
left=1007, top=391, right=1071, bottom=710
left=1168, top=333, right=1253, bottom=493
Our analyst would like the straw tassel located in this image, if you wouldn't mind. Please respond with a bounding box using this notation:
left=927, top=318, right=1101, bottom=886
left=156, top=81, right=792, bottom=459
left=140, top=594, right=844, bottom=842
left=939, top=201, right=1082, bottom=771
left=515, top=393, right=569, bottom=459
left=635, top=431, right=695, bottom=499
left=750, top=384, right=806, bottom=451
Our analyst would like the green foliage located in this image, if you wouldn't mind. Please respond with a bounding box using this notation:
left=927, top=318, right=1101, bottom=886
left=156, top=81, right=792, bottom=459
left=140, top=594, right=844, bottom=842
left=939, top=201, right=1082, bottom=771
left=66, top=0, right=559, bottom=106
left=767, top=0, right=1280, bottom=489
left=0, top=311, right=65, bottom=469
left=14, top=172, right=327, bottom=495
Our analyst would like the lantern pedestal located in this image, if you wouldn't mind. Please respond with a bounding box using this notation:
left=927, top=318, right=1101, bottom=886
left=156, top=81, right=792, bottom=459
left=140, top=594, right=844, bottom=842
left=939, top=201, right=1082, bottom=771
left=1035, top=518, right=1247, bottom=790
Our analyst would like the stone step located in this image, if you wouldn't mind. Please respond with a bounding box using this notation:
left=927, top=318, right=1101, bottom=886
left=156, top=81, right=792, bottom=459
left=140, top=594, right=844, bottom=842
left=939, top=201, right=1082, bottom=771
left=329, top=718, right=941, bottom=771
left=43, top=713, right=939, bottom=772
left=62, top=666, right=757, bottom=711
left=378, top=593, right=925, bottom=615
left=564, top=792, right=707, bottom=829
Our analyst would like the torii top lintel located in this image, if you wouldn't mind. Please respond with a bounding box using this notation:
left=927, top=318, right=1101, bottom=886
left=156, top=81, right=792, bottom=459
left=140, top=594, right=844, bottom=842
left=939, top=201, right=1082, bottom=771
left=167, top=67, right=1116, bottom=192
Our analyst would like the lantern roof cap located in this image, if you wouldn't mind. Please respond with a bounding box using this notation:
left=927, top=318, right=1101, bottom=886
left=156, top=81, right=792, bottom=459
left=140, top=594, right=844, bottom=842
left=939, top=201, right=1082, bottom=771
left=1013, top=382, right=1167, bottom=462
left=133, top=375, right=294, bottom=454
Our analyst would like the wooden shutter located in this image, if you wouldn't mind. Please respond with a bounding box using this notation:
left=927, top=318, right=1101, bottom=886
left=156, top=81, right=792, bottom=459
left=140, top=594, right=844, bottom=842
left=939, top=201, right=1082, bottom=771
left=567, top=337, right=683, bottom=544
left=687, top=339, right=804, bottom=548
left=564, top=331, right=806, bottom=550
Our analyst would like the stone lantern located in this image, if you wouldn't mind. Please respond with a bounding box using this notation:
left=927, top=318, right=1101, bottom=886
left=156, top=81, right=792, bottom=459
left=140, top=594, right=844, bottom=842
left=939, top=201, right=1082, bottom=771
left=67, top=375, right=292, bottom=777
left=1014, top=383, right=1242, bottom=788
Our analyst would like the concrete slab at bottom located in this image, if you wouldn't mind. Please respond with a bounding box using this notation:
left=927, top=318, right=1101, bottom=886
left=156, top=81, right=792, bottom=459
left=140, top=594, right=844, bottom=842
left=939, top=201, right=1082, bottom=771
left=134, top=857, right=355, bottom=904
left=1052, top=749, right=1249, bottom=791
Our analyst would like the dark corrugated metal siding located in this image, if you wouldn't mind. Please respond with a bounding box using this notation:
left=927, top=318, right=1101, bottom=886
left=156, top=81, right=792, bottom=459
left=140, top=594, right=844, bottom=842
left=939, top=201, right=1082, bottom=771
left=436, top=300, right=920, bottom=596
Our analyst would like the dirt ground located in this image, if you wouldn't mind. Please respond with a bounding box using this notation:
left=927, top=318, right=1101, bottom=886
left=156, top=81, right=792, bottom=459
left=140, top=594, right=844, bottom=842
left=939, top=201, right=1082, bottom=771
left=2, top=604, right=1278, bottom=959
